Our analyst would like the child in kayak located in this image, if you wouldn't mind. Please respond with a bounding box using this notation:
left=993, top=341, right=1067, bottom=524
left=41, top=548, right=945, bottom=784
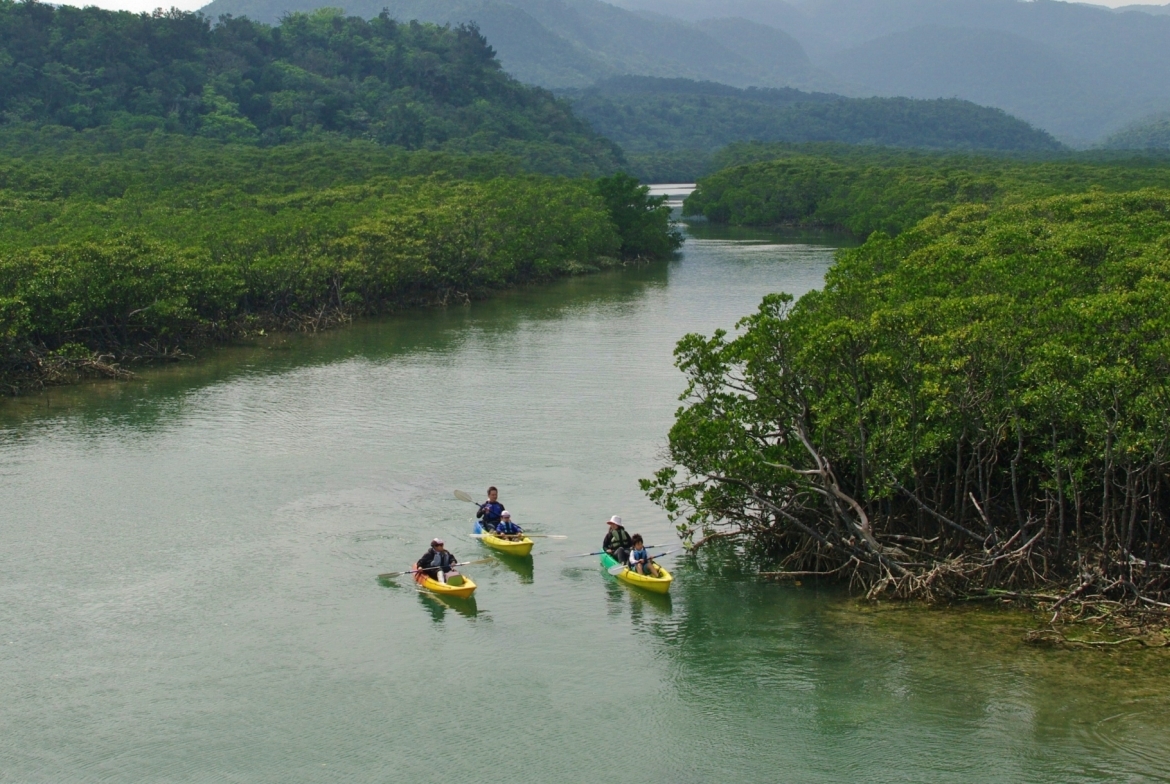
left=476, top=486, right=505, bottom=532
left=495, top=511, right=524, bottom=539
left=628, top=534, right=661, bottom=577
left=416, top=538, right=460, bottom=584
left=603, top=515, right=633, bottom=564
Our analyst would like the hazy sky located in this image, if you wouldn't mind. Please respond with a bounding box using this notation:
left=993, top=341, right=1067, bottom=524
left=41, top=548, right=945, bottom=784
left=53, top=0, right=1159, bottom=16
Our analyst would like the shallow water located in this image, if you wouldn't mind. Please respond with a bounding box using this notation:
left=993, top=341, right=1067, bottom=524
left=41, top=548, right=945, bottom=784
left=2, top=220, right=1168, bottom=783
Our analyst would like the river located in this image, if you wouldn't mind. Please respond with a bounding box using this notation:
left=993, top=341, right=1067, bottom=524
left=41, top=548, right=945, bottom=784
left=2, top=201, right=1169, bottom=783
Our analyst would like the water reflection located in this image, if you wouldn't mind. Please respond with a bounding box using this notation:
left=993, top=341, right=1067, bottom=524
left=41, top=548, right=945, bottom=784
left=493, top=554, right=534, bottom=584
left=601, top=570, right=674, bottom=618
left=417, top=590, right=479, bottom=622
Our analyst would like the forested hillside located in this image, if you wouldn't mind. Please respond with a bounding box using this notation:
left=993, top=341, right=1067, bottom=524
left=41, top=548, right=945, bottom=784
left=199, top=0, right=823, bottom=90
left=565, top=77, right=1062, bottom=155
left=609, top=0, right=1170, bottom=145
left=197, top=0, right=1170, bottom=145
left=0, top=1, right=622, bottom=175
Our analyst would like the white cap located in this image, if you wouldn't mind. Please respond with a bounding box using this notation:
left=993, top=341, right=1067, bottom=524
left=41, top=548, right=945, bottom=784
left=607, top=515, right=622, bottom=526
left=501, top=511, right=511, bottom=519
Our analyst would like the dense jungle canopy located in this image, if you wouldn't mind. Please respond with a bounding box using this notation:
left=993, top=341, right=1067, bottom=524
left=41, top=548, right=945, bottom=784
left=0, top=1, right=622, bottom=175
left=0, top=140, right=678, bottom=391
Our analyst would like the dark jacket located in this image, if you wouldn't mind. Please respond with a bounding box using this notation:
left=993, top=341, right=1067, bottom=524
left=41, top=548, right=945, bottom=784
left=416, top=548, right=457, bottom=574
left=477, top=500, right=505, bottom=528
left=603, top=526, right=632, bottom=553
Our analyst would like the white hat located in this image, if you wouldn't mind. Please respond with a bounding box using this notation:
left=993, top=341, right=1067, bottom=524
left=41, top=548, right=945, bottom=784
left=607, top=515, right=622, bottom=526
left=431, top=538, right=444, bottom=547
left=501, top=511, right=511, bottom=519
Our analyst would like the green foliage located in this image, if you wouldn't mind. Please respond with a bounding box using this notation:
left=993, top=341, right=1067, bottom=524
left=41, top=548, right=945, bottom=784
left=686, top=150, right=1170, bottom=236
left=647, top=190, right=1170, bottom=597
left=0, top=143, right=657, bottom=366
left=595, top=172, right=682, bottom=259
left=0, top=1, right=622, bottom=175
left=566, top=78, right=1063, bottom=156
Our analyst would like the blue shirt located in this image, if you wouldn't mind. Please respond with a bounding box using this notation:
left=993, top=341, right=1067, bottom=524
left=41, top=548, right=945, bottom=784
left=629, top=547, right=650, bottom=565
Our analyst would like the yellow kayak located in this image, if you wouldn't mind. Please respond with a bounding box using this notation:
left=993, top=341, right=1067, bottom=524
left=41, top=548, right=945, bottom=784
left=473, top=523, right=534, bottom=557
left=601, top=553, right=673, bottom=594
left=413, top=568, right=477, bottom=599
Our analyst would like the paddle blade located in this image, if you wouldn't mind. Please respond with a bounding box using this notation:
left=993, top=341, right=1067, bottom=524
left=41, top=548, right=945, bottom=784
left=607, top=564, right=627, bottom=575
left=454, top=490, right=474, bottom=503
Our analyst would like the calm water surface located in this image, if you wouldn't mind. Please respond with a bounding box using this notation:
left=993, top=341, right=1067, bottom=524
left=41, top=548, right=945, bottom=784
left=2, top=219, right=1169, bottom=783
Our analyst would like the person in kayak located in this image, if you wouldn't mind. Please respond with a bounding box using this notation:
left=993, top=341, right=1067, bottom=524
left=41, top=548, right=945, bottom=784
left=603, top=515, right=633, bottom=564
left=476, top=486, right=505, bottom=532
left=495, top=511, right=523, bottom=539
left=628, top=534, right=662, bottom=577
left=416, top=538, right=460, bottom=584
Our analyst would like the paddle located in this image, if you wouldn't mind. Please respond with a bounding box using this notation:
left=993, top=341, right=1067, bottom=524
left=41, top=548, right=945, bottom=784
left=564, top=544, right=669, bottom=559
left=471, top=532, right=567, bottom=540
left=453, top=489, right=484, bottom=507
left=379, top=558, right=491, bottom=579
left=455, top=490, right=566, bottom=538
left=607, top=547, right=685, bottom=575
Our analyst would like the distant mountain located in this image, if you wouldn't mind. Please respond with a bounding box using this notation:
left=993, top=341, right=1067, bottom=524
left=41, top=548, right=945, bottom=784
left=199, top=0, right=824, bottom=89
left=1113, top=3, right=1170, bottom=14
left=823, top=26, right=1115, bottom=145
left=607, top=0, right=1170, bottom=145
left=1101, top=113, right=1170, bottom=149
left=694, top=17, right=810, bottom=79
left=197, top=0, right=1170, bottom=145
left=564, top=76, right=1064, bottom=154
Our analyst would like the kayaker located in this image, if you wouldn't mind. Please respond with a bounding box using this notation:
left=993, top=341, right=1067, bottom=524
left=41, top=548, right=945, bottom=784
left=476, top=486, right=505, bottom=532
left=628, top=534, right=661, bottom=577
left=495, top=511, right=523, bottom=539
left=602, top=515, right=633, bottom=564
left=416, top=538, right=460, bottom=584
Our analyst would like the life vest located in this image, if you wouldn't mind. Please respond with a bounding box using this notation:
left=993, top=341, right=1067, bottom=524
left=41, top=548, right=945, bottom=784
left=609, top=527, right=632, bottom=550
left=423, top=549, right=453, bottom=572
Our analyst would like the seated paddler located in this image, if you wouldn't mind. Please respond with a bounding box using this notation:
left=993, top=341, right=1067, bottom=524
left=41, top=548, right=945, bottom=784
left=628, top=534, right=662, bottom=577
left=495, top=510, right=523, bottom=538
left=416, top=538, right=460, bottom=584
left=476, top=486, right=505, bottom=532
left=602, top=515, right=633, bottom=564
